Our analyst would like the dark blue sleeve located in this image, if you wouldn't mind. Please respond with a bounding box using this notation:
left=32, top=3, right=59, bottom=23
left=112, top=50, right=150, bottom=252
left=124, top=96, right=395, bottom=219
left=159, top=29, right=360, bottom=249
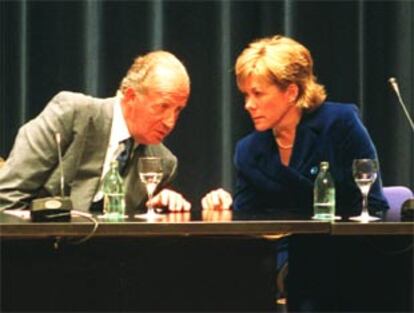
left=335, top=105, right=388, bottom=214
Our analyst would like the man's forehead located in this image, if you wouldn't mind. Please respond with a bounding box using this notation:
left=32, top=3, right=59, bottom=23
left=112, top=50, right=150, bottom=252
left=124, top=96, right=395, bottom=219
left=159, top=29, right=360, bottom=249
left=146, top=87, right=188, bottom=106
left=149, top=83, right=188, bottom=95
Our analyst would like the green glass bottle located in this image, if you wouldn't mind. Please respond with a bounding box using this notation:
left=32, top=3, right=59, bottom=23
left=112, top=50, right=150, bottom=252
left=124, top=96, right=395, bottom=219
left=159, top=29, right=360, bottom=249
left=102, top=160, right=125, bottom=220
left=313, top=161, right=336, bottom=220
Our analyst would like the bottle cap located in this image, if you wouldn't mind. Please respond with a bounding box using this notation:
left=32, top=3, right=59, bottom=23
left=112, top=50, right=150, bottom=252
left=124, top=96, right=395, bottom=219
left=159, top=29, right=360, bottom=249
left=320, top=161, right=329, bottom=169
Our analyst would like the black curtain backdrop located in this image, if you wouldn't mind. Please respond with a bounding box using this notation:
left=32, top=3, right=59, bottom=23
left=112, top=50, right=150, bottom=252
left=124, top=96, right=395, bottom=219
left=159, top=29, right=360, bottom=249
left=1, top=0, right=413, bottom=207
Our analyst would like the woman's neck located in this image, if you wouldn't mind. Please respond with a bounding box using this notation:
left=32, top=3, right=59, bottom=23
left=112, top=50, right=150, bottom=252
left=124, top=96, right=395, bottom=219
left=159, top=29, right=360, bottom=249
left=273, top=105, right=302, bottom=147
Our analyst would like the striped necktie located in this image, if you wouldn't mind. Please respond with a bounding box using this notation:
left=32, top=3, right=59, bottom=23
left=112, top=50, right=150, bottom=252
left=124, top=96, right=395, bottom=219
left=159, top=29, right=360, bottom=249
left=116, top=138, right=134, bottom=175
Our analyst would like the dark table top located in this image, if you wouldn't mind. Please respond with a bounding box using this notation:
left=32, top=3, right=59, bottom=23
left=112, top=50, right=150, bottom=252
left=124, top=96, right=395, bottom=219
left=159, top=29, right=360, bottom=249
left=1, top=208, right=413, bottom=239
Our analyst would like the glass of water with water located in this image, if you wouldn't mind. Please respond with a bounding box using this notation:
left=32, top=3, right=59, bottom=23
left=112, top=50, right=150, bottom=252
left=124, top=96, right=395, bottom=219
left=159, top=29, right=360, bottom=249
left=349, top=159, right=380, bottom=222
left=135, top=157, right=164, bottom=220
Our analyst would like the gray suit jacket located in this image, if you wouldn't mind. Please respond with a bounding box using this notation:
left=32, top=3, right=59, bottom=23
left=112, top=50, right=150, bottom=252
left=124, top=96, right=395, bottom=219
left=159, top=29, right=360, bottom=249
left=0, top=91, right=177, bottom=212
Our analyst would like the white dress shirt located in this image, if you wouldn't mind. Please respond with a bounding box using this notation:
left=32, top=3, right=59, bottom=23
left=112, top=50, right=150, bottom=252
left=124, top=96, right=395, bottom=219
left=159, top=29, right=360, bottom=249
left=93, top=96, right=132, bottom=201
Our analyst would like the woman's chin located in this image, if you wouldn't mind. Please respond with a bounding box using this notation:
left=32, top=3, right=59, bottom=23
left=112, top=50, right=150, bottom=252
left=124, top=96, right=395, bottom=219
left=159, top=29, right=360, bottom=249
left=254, top=124, right=270, bottom=132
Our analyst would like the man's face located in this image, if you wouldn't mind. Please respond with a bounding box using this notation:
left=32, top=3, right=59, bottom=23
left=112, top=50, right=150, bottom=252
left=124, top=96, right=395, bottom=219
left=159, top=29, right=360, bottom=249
left=122, top=75, right=189, bottom=145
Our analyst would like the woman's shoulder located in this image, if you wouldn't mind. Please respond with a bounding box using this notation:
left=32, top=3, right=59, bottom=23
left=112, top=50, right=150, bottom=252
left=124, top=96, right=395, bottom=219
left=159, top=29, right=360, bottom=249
left=304, top=102, right=361, bottom=128
left=234, top=131, right=273, bottom=165
left=236, top=130, right=271, bottom=150
left=317, top=101, right=360, bottom=119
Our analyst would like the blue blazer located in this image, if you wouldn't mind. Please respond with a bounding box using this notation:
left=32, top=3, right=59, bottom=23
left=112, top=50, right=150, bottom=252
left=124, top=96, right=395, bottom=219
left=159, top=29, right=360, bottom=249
left=233, top=102, right=389, bottom=216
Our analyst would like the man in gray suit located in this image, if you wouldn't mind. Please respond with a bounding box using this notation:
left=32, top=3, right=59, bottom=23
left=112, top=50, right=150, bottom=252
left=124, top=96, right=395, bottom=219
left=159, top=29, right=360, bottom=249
left=0, top=50, right=191, bottom=213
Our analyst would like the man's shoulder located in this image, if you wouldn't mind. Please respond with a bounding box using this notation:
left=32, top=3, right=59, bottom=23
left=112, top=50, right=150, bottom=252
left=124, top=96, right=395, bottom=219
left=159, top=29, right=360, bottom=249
left=48, top=91, right=91, bottom=104
left=49, top=91, right=103, bottom=107
left=43, top=91, right=115, bottom=118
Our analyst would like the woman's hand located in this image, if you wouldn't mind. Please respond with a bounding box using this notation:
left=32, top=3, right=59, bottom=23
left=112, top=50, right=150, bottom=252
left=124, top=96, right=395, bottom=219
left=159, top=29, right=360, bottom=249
left=201, top=188, right=233, bottom=210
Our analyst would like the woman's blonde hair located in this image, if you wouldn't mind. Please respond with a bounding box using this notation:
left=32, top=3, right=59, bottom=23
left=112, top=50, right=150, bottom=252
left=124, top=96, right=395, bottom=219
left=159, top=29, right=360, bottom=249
left=235, top=35, right=326, bottom=110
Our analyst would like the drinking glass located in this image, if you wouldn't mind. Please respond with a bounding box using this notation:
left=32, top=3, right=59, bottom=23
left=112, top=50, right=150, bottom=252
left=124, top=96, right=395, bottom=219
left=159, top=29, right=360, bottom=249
left=349, top=159, right=380, bottom=222
left=135, top=157, right=164, bottom=220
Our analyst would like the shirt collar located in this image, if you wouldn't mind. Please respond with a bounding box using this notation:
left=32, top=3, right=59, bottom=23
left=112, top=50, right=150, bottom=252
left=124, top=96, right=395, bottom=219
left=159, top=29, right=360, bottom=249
left=110, top=96, right=131, bottom=145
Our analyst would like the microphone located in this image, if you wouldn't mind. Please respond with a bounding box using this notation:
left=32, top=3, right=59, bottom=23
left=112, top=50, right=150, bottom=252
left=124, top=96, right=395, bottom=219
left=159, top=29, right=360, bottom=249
left=30, top=133, right=72, bottom=222
left=388, top=77, right=414, bottom=132
left=388, top=77, right=414, bottom=219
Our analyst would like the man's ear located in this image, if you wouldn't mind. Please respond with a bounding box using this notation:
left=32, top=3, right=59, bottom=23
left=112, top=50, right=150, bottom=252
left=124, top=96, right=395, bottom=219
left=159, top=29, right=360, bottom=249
left=123, top=87, right=136, bottom=102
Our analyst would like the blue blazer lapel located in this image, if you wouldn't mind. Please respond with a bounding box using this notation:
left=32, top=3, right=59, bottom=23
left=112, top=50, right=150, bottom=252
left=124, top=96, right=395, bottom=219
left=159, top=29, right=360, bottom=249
left=249, top=124, right=320, bottom=179
left=289, top=109, right=324, bottom=175
left=237, top=108, right=327, bottom=189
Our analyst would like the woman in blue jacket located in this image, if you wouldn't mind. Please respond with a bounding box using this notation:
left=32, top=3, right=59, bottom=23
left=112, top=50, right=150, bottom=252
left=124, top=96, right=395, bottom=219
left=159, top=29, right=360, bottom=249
left=202, top=35, right=389, bottom=311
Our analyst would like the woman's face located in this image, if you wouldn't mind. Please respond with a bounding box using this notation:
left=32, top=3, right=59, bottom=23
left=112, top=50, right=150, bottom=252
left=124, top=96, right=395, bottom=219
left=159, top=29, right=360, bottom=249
left=240, top=75, right=298, bottom=131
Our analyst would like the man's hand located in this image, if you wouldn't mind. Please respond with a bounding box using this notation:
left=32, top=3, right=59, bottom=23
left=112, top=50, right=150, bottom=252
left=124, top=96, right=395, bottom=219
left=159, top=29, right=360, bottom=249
left=201, top=188, right=233, bottom=210
left=147, top=188, right=191, bottom=212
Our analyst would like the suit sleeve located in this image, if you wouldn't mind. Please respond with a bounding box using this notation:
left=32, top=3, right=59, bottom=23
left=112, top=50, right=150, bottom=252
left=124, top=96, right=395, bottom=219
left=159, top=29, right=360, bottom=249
left=0, top=92, right=76, bottom=210
left=336, top=106, right=388, bottom=214
left=161, top=154, right=178, bottom=187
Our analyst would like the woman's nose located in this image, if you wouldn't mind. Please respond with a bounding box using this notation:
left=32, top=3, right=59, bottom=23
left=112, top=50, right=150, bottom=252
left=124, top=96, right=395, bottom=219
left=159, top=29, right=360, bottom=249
left=245, top=97, right=255, bottom=111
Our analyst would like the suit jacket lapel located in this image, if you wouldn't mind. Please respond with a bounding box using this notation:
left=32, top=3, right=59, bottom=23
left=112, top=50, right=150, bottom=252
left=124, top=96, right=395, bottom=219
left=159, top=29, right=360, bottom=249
left=289, top=109, right=323, bottom=175
left=71, top=97, right=114, bottom=211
